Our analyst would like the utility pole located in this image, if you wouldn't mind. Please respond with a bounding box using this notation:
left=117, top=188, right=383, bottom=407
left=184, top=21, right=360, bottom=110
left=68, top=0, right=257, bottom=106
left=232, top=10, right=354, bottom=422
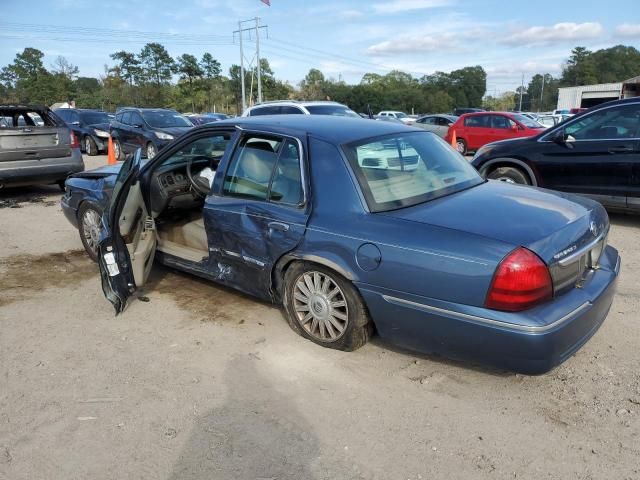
left=233, top=18, right=268, bottom=111
left=539, top=74, right=545, bottom=112
left=255, top=17, right=262, bottom=104
left=518, top=73, right=524, bottom=111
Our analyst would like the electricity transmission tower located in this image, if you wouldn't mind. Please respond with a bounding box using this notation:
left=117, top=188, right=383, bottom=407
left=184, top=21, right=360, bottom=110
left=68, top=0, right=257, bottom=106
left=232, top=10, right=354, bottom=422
left=233, top=18, right=268, bottom=113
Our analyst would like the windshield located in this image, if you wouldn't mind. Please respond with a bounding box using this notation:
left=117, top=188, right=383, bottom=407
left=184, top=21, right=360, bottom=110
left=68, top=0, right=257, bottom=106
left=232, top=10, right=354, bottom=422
left=142, top=111, right=193, bottom=128
left=511, top=113, right=543, bottom=128
left=305, top=105, right=360, bottom=118
left=80, top=111, right=110, bottom=125
left=343, top=132, right=483, bottom=212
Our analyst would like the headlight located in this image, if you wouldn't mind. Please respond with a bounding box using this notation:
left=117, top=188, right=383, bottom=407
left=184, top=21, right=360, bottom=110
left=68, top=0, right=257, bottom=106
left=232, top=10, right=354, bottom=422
left=94, top=129, right=110, bottom=138
left=155, top=131, right=174, bottom=140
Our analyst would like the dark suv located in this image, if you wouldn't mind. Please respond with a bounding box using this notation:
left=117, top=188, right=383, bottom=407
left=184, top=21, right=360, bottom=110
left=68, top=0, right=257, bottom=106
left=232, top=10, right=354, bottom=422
left=54, top=108, right=112, bottom=156
left=110, top=108, right=193, bottom=159
left=471, top=97, right=640, bottom=213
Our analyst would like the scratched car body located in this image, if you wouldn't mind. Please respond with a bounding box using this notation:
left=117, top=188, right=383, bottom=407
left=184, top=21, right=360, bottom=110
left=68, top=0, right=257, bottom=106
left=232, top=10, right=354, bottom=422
left=61, top=116, right=620, bottom=374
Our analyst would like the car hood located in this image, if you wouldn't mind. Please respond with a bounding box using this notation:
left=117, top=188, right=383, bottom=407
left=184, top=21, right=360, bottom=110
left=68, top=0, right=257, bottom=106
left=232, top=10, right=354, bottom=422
left=380, top=181, right=607, bottom=263
left=87, top=122, right=111, bottom=131
left=155, top=126, right=193, bottom=137
left=71, top=160, right=149, bottom=179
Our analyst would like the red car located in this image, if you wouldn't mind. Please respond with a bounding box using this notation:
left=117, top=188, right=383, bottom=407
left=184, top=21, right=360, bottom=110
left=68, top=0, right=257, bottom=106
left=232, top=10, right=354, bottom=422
left=445, top=112, right=546, bottom=155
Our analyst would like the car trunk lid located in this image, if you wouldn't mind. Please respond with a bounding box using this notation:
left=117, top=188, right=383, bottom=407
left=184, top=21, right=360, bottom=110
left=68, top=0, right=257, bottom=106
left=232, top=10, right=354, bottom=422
left=380, top=180, right=609, bottom=292
left=0, top=106, right=72, bottom=162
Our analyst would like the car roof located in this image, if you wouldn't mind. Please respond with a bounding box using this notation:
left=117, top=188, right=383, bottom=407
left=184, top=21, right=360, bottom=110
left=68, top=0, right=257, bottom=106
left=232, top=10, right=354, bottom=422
left=250, top=100, right=346, bottom=108
left=213, top=115, right=421, bottom=144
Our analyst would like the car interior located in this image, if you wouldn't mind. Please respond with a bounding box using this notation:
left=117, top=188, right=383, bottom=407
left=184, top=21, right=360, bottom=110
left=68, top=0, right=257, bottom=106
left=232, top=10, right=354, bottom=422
left=115, top=131, right=303, bottom=287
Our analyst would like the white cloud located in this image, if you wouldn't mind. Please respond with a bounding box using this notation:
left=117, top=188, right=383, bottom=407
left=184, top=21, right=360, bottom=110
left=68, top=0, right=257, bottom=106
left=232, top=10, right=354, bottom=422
left=502, top=22, right=603, bottom=46
left=368, top=34, right=460, bottom=55
left=372, top=0, right=453, bottom=14
left=340, top=9, right=364, bottom=20
left=486, top=61, right=562, bottom=78
left=615, top=23, right=640, bottom=38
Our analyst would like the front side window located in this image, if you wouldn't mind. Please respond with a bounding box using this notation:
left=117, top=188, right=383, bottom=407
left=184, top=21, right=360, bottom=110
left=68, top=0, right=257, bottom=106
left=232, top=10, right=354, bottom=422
left=279, top=106, right=304, bottom=114
left=343, top=132, right=482, bottom=212
left=491, top=115, right=515, bottom=130
left=129, top=112, right=144, bottom=127
left=562, top=104, right=640, bottom=140
left=223, top=135, right=303, bottom=205
left=121, top=112, right=132, bottom=125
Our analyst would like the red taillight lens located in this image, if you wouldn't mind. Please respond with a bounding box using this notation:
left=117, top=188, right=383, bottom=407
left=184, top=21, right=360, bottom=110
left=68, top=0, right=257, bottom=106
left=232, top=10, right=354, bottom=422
left=485, top=247, right=552, bottom=312
left=70, top=131, right=80, bottom=149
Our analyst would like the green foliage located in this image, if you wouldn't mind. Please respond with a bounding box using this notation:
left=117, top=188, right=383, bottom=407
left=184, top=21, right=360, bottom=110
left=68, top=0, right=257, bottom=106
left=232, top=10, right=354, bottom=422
left=561, top=45, right=640, bottom=86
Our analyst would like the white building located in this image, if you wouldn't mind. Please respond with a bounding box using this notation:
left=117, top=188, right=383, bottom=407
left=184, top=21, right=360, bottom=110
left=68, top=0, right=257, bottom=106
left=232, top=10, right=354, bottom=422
left=557, top=75, right=640, bottom=110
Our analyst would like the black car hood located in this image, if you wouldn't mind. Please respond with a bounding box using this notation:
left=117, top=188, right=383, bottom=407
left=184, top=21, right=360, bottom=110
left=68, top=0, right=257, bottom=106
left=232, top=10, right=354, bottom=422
left=155, top=126, right=193, bottom=137
left=86, top=122, right=111, bottom=131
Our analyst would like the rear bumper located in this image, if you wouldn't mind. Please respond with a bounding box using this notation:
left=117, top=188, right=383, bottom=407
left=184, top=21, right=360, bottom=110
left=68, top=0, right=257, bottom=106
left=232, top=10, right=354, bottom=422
left=0, top=149, right=84, bottom=187
left=358, top=245, right=620, bottom=374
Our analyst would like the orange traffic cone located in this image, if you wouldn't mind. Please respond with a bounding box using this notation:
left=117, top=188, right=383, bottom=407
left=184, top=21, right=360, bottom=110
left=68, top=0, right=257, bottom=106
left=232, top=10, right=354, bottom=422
left=107, top=135, right=117, bottom=165
left=450, top=130, right=457, bottom=150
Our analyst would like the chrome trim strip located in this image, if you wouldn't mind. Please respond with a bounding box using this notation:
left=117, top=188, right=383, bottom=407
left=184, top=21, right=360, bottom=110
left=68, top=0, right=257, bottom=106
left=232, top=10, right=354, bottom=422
left=381, top=294, right=592, bottom=333
left=615, top=255, right=621, bottom=274
left=557, top=229, right=608, bottom=267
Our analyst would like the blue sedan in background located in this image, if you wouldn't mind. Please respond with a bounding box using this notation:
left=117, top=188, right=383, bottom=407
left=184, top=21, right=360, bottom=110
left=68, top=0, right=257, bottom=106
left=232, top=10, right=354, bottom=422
left=61, top=116, right=620, bottom=374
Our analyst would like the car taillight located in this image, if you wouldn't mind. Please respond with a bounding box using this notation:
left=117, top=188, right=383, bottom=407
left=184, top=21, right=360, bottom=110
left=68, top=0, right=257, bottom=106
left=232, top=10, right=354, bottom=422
left=485, top=247, right=552, bottom=312
left=70, top=131, right=80, bottom=149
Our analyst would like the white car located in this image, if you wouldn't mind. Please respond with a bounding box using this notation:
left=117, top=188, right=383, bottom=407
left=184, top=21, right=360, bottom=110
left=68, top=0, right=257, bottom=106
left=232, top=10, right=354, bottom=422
left=242, top=100, right=359, bottom=118
left=377, top=111, right=415, bottom=124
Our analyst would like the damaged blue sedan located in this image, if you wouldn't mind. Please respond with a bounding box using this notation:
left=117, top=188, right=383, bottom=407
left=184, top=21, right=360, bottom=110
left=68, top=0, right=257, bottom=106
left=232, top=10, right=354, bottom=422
left=61, top=116, right=620, bottom=374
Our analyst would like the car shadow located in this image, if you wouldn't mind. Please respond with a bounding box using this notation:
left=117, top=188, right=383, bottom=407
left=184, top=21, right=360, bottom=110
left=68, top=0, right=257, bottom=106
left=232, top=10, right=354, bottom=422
left=167, top=355, right=326, bottom=480
left=368, top=337, right=512, bottom=377
left=608, top=212, right=640, bottom=228
left=0, top=184, right=62, bottom=209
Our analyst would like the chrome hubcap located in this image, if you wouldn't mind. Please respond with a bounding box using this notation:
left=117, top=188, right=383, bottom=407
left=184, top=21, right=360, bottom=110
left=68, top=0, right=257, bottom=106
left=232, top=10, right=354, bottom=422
left=456, top=141, right=465, bottom=153
left=85, top=138, right=91, bottom=152
left=293, top=271, right=348, bottom=342
left=114, top=142, right=120, bottom=158
left=81, top=209, right=101, bottom=255
left=147, top=144, right=156, bottom=159
left=496, top=176, right=516, bottom=184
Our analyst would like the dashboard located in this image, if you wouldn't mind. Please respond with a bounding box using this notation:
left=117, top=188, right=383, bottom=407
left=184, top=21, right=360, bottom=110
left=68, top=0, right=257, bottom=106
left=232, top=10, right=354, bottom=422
left=149, top=159, right=211, bottom=215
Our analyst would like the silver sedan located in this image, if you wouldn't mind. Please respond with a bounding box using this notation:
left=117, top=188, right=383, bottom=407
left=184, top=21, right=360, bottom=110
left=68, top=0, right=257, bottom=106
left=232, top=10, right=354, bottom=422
left=413, top=114, right=458, bottom=138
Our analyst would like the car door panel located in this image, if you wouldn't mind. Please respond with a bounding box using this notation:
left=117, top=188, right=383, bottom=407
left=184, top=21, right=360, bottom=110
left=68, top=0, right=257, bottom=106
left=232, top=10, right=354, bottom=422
left=97, top=149, right=156, bottom=313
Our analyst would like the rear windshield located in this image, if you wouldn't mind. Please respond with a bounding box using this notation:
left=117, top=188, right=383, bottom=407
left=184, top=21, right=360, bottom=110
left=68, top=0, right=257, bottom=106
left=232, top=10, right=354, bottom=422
left=80, top=111, right=110, bottom=125
left=141, top=111, right=192, bottom=128
left=305, top=105, right=360, bottom=118
left=0, top=108, right=58, bottom=128
left=343, top=132, right=483, bottom=212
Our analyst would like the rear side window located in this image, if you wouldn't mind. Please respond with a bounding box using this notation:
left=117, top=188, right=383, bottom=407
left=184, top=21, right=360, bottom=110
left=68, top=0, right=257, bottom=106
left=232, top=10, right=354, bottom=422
left=0, top=108, right=58, bottom=127
left=223, top=134, right=303, bottom=205
left=249, top=106, right=279, bottom=116
left=464, top=115, right=490, bottom=128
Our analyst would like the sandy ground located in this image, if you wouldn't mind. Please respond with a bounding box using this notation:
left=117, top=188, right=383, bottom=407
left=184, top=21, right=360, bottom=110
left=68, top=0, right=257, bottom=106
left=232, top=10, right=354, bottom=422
left=1, top=155, right=639, bottom=480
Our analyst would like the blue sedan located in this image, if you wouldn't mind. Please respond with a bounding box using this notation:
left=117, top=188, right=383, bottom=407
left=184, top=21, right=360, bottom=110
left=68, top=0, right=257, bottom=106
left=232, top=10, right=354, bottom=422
left=61, top=116, right=620, bottom=374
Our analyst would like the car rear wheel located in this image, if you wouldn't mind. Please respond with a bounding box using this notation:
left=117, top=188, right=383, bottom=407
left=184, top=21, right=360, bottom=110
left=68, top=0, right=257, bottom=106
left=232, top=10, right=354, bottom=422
left=487, top=166, right=531, bottom=185
left=456, top=138, right=467, bottom=155
left=283, top=262, right=373, bottom=351
left=78, top=203, right=103, bottom=262
left=84, top=136, right=98, bottom=156
left=146, top=142, right=157, bottom=159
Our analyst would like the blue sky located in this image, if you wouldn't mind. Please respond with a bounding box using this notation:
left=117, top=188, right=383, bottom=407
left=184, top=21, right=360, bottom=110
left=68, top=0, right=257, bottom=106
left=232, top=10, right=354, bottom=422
left=2, top=0, right=639, bottom=94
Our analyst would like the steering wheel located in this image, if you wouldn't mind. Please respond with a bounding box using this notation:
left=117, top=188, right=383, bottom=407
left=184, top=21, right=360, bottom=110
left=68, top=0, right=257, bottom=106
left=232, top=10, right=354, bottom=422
left=186, top=155, right=215, bottom=197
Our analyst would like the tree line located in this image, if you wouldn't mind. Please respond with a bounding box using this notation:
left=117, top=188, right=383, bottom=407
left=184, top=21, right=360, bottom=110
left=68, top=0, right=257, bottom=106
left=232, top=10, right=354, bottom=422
left=0, top=43, right=638, bottom=115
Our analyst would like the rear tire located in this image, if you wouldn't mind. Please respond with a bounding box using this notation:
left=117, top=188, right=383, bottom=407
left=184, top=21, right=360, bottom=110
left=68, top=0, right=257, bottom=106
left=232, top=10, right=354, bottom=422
left=283, top=262, right=372, bottom=351
left=456, top=138, right=467, bottom=155
left=78, top=203, right=103, bottom=262
left=487, top=166, right=531, bottom=185
left=113, top=139, right=124, bottom=161
left=84, top=136, right=98, bottom=156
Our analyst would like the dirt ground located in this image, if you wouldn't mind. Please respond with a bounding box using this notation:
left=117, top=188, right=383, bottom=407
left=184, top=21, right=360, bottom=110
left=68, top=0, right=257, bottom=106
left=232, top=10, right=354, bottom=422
left=1, top=155, right=639, bottom=480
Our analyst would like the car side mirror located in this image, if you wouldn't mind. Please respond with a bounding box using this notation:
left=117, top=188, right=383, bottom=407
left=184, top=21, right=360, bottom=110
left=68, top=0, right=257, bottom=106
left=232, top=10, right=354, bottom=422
left=133, top=123, right=143, bottom=128
left=550, top=129, right=575, bottom=148
left=511, top=124, right=518, bottom=132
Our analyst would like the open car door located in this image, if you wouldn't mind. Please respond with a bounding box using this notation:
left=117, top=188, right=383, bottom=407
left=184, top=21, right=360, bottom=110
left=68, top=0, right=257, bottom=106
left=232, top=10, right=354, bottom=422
left=97, top=149, right=157, bottom=314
